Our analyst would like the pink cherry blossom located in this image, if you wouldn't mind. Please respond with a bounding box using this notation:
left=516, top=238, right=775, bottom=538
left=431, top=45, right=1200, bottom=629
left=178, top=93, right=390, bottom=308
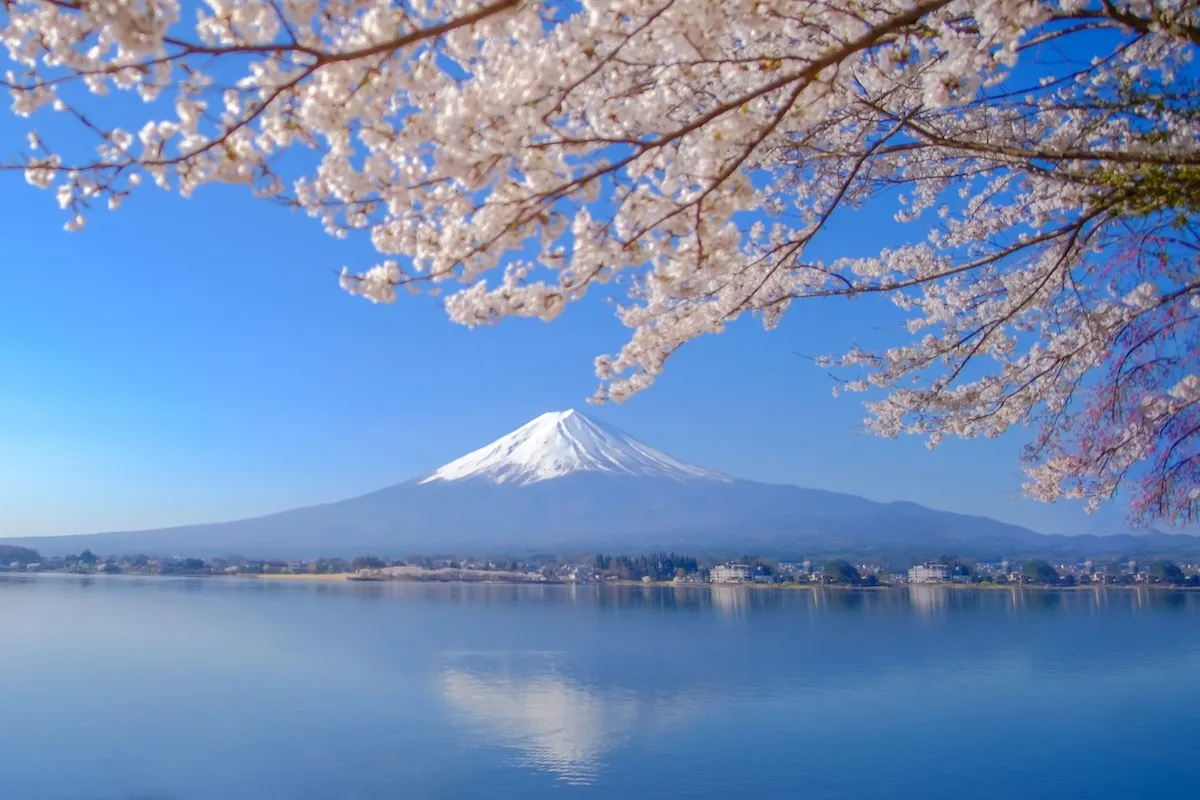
left=2, top=0, right=1197, bottom=523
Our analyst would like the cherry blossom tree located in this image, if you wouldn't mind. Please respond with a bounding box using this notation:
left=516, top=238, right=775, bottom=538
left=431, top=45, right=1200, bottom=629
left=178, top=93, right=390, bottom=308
left=2, top=0, right=1198, bottom=523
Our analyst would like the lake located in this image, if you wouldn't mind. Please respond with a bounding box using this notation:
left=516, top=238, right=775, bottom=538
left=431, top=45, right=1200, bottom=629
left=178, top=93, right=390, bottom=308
left=2, top=575, right=1198, bottom=799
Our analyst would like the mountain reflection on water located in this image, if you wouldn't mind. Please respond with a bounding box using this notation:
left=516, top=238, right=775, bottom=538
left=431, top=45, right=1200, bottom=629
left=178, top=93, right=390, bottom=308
left=439, top=667, right=641, bottom=784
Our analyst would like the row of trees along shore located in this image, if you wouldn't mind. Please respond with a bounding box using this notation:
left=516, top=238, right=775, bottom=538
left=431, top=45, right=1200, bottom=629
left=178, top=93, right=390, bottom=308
left=4, top=546, right=1196, bottom=586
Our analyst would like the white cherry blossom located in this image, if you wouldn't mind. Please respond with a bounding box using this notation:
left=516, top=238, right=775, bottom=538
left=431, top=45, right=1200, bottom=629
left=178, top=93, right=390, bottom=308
left=2, top=0, right=1197, bottom=522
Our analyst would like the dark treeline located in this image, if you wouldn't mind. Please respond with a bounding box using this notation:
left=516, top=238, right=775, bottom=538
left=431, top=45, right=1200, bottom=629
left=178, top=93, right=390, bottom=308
left=0, top=544, right=41, bottom=565
left=593, top=552, right=701, bottom=581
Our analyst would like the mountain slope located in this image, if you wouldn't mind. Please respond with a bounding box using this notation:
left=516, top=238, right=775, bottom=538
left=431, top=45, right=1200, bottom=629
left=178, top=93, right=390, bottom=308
left=10, top=473, right=1045, bottom=558
left=8, top=409, right=1199, bottom=559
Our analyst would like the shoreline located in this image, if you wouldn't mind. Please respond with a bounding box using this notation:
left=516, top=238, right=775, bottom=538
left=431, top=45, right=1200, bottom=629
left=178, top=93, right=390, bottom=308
left=233, top=572, right=1200, bottom=591
left=5, top=571, right=1197, bottom=591
left=245, top=572, right=357, bottom=581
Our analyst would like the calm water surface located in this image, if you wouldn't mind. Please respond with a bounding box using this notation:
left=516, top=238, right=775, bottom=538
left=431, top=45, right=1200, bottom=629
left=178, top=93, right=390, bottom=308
left=2, top=575, right=1198, bottom=799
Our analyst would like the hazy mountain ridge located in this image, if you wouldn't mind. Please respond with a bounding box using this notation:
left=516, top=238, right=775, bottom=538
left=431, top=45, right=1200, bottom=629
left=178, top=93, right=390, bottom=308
left=6, top=410, right=1199, bottom=559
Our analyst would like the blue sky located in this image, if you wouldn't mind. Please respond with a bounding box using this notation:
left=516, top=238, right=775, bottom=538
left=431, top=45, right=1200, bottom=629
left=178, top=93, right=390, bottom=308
left=0, top=4, right=1155, bottom=540
left=0, top=157, right=1134, bottom=539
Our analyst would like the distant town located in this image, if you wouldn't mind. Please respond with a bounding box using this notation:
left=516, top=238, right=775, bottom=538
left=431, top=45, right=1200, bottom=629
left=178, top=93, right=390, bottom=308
left=2, top=544, right=1198, bottom=588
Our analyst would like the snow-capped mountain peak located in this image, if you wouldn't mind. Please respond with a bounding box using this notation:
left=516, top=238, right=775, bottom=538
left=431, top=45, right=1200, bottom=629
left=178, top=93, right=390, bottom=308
left=420, top=409, right=729, bottom=485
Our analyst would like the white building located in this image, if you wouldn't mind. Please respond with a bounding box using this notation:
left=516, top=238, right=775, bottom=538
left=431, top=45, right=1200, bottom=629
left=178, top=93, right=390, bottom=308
left=565, top=565, right=594, bottom=583
left=908, top=563, right=950, bottom=584
left=710, top=564, right=752, bottom=584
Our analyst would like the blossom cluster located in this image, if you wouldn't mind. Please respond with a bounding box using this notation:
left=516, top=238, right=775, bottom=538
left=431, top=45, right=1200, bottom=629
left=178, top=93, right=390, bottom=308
left=3, top=0, right=1197, bottom=521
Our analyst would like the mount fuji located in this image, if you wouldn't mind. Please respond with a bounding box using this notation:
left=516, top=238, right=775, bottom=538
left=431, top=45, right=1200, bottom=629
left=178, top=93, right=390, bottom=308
left=9, top=409, right=1182, bottom=559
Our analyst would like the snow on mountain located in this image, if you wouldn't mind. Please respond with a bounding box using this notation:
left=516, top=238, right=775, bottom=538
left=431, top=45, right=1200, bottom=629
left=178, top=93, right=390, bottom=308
left=420, top=409, right=729, bottom=485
